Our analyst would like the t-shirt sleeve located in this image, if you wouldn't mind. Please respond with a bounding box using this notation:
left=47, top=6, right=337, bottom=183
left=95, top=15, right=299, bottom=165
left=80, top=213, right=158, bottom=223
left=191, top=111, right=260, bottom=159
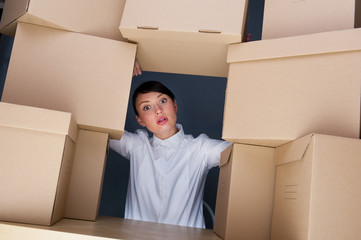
left=109, top=130, right=134, bottom=160
left=199, top=134, right=232, bottom=169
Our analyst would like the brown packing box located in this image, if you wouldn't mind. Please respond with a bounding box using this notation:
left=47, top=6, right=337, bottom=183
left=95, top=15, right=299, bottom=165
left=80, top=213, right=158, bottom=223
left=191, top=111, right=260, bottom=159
left=0, top=216, right=222, bottom=240
left=0, top=0, right=127, bottom=41
left=223, top=28, right=361, bottom=147
left=65, top=130, right=109, bottom=221
left=262, top=0, right=361, bottom=39
left=2, top=22, right=137, bottom=140
left=214, top=144, right=275, bottom=240
left=119, top=0, right=248, bottom=77
left=0, top=102, right=78, bottom=226
left=272, top=134, right=361, bottom=240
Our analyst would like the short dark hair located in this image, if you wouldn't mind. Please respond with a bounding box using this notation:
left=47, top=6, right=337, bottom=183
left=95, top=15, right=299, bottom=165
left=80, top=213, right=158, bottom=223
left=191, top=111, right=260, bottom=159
left=132, top=81, right=175, bottom=116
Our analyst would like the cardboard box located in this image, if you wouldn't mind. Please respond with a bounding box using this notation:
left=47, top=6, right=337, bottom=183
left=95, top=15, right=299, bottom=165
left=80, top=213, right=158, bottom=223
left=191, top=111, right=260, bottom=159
left=0, top=0, right=127, bottom=41
left=65, top=130, right=108, bottom=221
left=223, top=28, right=361, bottom=147
left=271, top=134, right=361, bottom=240
left=0, top=216, right=222, bottom=240
left=214, top=144, right=275, bottom=240
left=262, top=0, right=361, bottom=39
left=0, top=102, right=78, bottom=225
left=2, top=22, right=137, bottom=140
left=119, top=0, right=248, bottom=77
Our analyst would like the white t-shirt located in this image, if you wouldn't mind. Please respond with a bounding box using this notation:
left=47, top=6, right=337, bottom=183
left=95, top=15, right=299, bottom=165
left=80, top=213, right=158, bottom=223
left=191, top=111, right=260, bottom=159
left=109, top=124, right=231, bottom=228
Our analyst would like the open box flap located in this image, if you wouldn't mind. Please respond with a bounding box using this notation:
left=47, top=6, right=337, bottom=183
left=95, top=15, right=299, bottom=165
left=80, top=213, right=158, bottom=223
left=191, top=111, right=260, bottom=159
left=275, top=134, right=314, bottom=166
left=219, top=144, right=233, bottom=168
left=0, top=0, right=29, bottom=29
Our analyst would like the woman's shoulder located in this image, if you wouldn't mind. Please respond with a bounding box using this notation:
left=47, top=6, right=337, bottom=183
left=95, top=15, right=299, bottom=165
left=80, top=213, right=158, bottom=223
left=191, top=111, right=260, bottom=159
left=123, top=129, right=150, bottom=144
left=184, top=132, right=230, bottom=149
left=183, top=132, right=212, bottom=145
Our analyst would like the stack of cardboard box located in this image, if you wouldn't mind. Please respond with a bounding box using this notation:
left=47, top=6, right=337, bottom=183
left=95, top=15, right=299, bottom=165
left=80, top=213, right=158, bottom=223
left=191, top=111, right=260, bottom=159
left=1, top=0, right=361, bottom=240
left=214, top=1, right=361, bottom=240
left=0, top=0, right=136, bottom=226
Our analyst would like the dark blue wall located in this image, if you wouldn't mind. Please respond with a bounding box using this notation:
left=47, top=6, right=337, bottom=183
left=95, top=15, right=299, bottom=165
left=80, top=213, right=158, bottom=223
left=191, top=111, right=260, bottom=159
left=0, top=34, right=13, bottom=100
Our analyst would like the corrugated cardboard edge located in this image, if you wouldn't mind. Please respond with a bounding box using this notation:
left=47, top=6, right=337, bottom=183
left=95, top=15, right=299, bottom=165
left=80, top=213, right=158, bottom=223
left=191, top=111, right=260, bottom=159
left=355, top=0, right=361, bottom=28
left=275, top=134, right=314, bottom=166
left=227, top=28, right=361, bottom=63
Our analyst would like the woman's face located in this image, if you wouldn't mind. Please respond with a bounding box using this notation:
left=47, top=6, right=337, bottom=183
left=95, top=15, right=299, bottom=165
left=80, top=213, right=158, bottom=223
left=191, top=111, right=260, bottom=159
left=135, top=91, right=178, bottom=140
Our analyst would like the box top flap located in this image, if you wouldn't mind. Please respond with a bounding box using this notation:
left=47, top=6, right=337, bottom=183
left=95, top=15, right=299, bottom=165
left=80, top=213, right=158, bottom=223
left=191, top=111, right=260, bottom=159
left=219, top=144, right=233, bottom=168
left=119, top=27, right=243, bottom=44
left=227, top=28, right=361, bottom=63
left=0, top=102, right=78, bottom=141
left=275, top=134, right=314, bottom=166
left=0, top=0, right=29, bottom=29
left=120, top=0, right=248, bottom=36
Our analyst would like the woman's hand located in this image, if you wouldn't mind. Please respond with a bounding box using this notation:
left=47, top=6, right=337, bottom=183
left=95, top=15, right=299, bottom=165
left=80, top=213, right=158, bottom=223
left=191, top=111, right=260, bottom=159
left=133, top=59, right=142, bottom=77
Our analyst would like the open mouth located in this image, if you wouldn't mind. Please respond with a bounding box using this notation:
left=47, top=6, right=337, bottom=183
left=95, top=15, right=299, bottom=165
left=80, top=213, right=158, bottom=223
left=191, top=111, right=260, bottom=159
left=157, top=116, right=168, bottom=125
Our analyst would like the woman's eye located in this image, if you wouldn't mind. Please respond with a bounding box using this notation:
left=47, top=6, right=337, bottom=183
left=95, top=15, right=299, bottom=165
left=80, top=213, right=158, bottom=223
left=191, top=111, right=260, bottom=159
left=143, top=106, right=151, bottom=111
left=160, top=98, right=167, bottom=104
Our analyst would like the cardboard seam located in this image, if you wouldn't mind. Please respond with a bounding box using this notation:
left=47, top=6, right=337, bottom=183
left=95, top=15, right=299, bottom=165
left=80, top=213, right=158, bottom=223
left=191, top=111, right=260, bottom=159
left=0, top=123, right=72, bottom=140
left=222, top=149, right=233, bottom=239
left=306, top=135, right=317, bottom=240
left=50, top=134, right=67, bottom=225
left=94, top=144, right=109, bottom=221
left=51, top=135, right=74, bottom=225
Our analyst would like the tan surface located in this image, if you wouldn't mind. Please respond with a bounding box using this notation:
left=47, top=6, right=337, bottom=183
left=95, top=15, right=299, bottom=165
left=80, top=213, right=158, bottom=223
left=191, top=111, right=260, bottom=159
left=0, top=0, right=126, bottom=40
left=119, top=0, right=248, bottom=77
left=214, top=144, right=275, bottom=240
left=0, top=216, right=221, bottom=240
left=0, top=103, right=77, bottom=225
left=65, top=130, right=109, bottom=221
left=223, top=28, right=361, bottom=147
left=2, top=23, right=136, bottom=140
left=262, top=0, right=358, bottom=39
left=272, top=134, right=361, bottom=240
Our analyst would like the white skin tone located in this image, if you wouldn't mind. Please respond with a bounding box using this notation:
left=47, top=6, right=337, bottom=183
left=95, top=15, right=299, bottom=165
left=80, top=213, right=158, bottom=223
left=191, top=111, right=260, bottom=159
left=133, top=60, right=142, bottom=77
left=135, top=92, right=178, bottom=140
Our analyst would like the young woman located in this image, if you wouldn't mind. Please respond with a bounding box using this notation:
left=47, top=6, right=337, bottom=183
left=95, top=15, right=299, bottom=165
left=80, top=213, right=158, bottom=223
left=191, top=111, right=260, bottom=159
left=109, top=81, right=231, bottom=228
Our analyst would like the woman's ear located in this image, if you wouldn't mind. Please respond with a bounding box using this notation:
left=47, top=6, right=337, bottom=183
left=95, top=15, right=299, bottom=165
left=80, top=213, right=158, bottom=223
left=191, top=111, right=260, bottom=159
left=174, top=99, right=178, bottom=113
left=136, top=115, right=146, bottom=127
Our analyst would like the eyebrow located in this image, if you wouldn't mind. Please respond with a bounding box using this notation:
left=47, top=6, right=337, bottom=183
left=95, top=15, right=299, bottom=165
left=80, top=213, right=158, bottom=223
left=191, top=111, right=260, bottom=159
left=138, top=93, right=164, bottom=106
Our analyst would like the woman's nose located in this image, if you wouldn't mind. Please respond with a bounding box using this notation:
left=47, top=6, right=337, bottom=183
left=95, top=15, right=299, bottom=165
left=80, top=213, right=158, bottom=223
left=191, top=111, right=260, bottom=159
left=155, top=105, right=163, bottom=115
